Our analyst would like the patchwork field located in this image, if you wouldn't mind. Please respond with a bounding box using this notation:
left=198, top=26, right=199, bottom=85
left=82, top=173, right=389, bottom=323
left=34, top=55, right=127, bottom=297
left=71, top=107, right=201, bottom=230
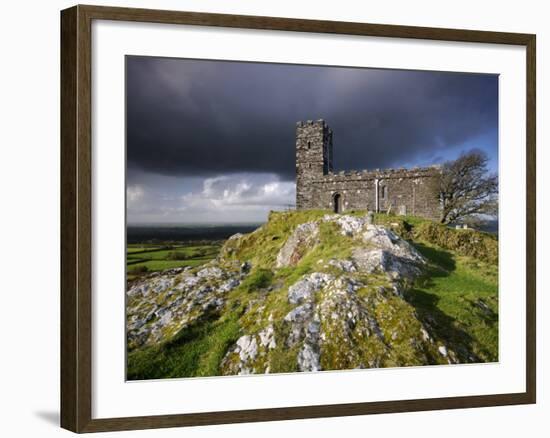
left=126, top=242, right=222, bottom=281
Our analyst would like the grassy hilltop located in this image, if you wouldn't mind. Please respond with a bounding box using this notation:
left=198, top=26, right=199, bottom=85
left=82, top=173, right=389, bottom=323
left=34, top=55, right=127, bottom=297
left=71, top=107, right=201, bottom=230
left=126, top=210, right=498, bottom=380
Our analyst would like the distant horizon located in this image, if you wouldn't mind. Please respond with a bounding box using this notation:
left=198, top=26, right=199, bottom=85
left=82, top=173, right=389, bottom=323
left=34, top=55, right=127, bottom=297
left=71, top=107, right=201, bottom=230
left=127, top=221, right=266, bottom=227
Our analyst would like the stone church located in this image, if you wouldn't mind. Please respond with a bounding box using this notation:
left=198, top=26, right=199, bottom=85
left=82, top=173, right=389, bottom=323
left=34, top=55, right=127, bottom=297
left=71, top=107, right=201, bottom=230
left=295, top=120, right=442, bottom=220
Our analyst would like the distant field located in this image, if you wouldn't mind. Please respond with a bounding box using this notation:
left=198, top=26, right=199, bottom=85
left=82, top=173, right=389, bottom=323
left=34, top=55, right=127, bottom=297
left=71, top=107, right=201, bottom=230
left=126, top=242, right=221, bottom=281
left=127, top=246, right=162, bottom=253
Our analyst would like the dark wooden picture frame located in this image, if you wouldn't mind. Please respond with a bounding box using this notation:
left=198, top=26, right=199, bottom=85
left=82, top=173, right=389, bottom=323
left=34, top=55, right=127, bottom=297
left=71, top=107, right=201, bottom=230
left=60, top=4, right=536, bottom=433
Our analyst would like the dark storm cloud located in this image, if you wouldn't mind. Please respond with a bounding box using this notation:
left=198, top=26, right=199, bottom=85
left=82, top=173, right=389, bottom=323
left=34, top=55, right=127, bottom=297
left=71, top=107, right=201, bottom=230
left=127, top=57, right=498, bottom=181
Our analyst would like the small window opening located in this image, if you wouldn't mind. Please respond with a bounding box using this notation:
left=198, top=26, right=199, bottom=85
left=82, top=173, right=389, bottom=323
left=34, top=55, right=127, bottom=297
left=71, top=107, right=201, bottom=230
left=333, top=193, right=342, bottom=214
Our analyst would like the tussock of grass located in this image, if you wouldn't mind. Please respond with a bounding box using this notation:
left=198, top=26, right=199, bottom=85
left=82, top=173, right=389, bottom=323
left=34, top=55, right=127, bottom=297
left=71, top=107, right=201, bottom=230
left=240, top=268, right=274, bottom=293
left=269, top=346, right=300, bottom=373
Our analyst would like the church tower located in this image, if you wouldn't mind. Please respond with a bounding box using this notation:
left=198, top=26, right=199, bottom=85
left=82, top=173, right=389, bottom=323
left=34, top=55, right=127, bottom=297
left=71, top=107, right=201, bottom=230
left=295, top=120, right=333, bottom=209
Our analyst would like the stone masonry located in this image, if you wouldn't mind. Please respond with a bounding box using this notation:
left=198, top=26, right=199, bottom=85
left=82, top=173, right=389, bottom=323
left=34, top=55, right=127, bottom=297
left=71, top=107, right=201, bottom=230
left=296, top=120, right=441, bottom=220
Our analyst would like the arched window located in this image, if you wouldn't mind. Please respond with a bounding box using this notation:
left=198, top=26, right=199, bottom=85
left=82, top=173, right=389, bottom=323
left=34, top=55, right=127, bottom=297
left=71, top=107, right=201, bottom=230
left=307, top=141, right=311, bottom=149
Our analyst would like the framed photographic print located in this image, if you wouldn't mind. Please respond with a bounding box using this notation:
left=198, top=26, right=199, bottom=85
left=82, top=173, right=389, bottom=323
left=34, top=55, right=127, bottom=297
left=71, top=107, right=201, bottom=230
left=60, top=4, right=536, bottom=433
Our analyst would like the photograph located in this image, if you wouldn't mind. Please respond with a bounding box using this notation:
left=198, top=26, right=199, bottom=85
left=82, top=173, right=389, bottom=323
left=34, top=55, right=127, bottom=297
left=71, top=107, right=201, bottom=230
left=0, top=0, right=542, bottom=435
left=125, top=56, right=499, bottom=380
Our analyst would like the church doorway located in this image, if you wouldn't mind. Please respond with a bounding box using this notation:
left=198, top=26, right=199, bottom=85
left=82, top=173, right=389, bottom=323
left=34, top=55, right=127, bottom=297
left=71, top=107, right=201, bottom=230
left=333, top=193, right=342, bottom=213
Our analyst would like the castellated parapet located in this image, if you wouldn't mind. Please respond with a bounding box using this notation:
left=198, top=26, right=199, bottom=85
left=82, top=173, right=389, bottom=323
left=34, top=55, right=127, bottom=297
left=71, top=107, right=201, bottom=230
left=295, top=120, right=442, bottom=220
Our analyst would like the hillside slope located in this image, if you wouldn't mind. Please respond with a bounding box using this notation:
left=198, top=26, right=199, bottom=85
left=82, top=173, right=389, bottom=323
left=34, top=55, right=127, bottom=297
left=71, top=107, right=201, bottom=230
left=126, top=211, right=498, bottom=380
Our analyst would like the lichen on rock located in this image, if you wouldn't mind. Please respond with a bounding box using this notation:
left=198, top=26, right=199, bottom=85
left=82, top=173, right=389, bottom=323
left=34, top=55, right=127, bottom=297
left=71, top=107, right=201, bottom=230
left=275, top=222, right=320, bottom=268
left=126, top=260, right=244, bottom=350
left=127, top=211, right=483, bottom=379
left=287, top=272, right=333, bottom=304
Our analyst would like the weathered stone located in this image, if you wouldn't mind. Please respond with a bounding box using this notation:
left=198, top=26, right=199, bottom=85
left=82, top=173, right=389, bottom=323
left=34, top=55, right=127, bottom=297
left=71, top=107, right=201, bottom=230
left=177, top=275, right=200, bottom=290
left=335, top=215, right=368, bottom=236
left=236, top=335, right=258, bottom=363
left=275, top=222, right=319, bottom=268
left=284, top=303, right=314, bottom=346
left=328, top=258, right=356, bottom=272
left=197, top=266, right=224, bottom=279
left=218, top=278, right=240, bottom=293
left=159, top=310, right=172, bottom=326
left=284, top=303, right=313, bottom=323
left=363, top=225, right=423, bottom=262
left=153, top=278, right=173, bottom=294
left=258, top=325, right=276, bottom=349
left=126, top=262, right=244, bottom=350
left=295, top=120, right=441, bottom=219
left=349, top=225, right=425, bottom=281
left=297, top=344, right=321, bottom=372
left=287, top=272, right=333, bottom=304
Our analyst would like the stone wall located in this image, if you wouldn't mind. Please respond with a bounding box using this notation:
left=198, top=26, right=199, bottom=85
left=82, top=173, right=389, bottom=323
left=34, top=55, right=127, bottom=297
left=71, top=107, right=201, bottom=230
left=295, top=120, right=442, bottom=220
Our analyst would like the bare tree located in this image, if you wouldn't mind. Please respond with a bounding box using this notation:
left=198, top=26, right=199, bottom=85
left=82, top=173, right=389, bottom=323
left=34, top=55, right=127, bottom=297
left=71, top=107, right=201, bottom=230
left=439, top=150, right=498, bottom=224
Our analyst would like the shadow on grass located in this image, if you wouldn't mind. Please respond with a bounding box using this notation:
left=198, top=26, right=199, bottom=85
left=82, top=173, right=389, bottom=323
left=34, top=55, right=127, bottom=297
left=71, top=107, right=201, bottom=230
left=413, top=242, right=456, bottom=273
left=406, top=243, right=478, bottom=362
left=407, top=288, right=477, bottom=362
left=468, top=297, right=498, bottom=326
left=126, top=310, right=235, bottom=381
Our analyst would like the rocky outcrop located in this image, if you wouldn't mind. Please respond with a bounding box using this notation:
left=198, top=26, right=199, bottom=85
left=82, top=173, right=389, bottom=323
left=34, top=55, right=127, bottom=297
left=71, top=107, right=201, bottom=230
left=275, top=222, right=319, bottom=268
left=352, top=225, right=425, bottom=280
left=221, top=267, right=456, bottom=374
left=128, top=212, right=462, bottom=377
left=217, top=214, right=456, bottom=374
left=126, top=261, right=245, bottom=350
left=288, top=272, right=333, bottom=304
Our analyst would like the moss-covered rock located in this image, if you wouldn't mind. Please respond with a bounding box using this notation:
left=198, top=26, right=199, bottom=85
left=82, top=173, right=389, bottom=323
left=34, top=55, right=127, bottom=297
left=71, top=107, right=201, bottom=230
left=275, top=222, right=320, bottom=268
left=127, top=210, right=498, bottom=379
left=126, top=261, right=244, bottom=350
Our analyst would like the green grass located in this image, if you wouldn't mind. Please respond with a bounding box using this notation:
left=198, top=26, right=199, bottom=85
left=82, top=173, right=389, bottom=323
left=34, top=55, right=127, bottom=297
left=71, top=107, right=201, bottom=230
left=240, top=268, right=274, bottom=293
left=127, top=313, right=241, bottom=380
left=221, top=210, right=331, bottom=269
left=128, top=259, right=208, bottom=272
left=407, top=241, right=498, bottom=362
left=126, top=243, right=221, bottom=277
left=127, top=246, right=219, bottom=261
left=127, top=246, right=161, bottom=253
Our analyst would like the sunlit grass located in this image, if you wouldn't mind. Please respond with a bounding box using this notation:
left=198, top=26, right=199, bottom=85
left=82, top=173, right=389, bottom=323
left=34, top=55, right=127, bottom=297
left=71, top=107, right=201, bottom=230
left=408, top=241, right=498, bottom=362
